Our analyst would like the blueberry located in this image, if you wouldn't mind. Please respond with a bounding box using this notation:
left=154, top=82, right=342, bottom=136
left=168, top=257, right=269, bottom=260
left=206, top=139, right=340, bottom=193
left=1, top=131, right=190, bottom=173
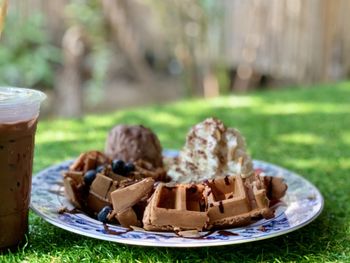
left=96, top=165, right=105, bottom=173
left=112, top=159, right=125, bottom=175
left=124, top=162, right=135, bottom=175
left=84, top=170, right=97, bottom=186
left=97, top=206, right=112, bottom=223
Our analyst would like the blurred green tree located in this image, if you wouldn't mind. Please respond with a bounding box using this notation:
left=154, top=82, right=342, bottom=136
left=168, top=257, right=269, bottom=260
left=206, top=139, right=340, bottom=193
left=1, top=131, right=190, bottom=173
left=144, top=0, right=225, bottom=96
left=63, top=0, right=110, bottom=106
left=0, top=13, right=61, bottom=89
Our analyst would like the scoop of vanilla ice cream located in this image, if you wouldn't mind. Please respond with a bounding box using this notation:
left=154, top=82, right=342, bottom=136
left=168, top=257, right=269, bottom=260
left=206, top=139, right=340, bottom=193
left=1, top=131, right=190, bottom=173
left=167, top=118, right=254, bottom=183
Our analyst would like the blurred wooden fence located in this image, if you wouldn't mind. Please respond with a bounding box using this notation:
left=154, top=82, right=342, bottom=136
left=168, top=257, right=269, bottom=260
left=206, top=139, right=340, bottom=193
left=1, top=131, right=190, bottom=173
left=221, top=0, right=350, bottom=89
left=8, top=0, right=350, bottom=86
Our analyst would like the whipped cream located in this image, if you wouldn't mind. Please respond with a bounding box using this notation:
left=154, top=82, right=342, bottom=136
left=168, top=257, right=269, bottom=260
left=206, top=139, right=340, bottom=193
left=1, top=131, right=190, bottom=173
left=168, top=118, right=254, bottom=183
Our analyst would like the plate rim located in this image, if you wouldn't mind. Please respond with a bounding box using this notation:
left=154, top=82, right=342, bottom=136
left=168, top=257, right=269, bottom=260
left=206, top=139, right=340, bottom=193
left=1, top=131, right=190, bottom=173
left=30, top=158, right=324, bottom=247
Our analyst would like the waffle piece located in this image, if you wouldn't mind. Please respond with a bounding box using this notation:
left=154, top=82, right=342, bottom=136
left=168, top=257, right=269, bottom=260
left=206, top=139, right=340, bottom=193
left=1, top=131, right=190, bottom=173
left=62, top=171, right=87, bottom=209
left=90, top=173, right=119, bottom=201
left=263, top=175, right=288, bottom=201
left=116, top=208, right=141, bottom=228
left=132, top=160, right=168, bottom=181
left=63, top=177, right=83, bottom=209
left=205, top=175, right=273, bottom=228
left=70, top=150, right=110, bottom=173
left=63, top=171, right=84, bottom=185
left=142, top=183, right=207, bottom=231
left=110, top=178, right=155, bottom=213
left=86, top=192, right=111, bottom=213
left=110, top=178, right=154, bottom=228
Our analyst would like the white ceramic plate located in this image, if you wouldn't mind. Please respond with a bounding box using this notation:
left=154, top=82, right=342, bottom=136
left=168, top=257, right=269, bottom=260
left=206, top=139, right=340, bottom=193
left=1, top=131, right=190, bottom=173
left=30, top=150, right=323, bottom=247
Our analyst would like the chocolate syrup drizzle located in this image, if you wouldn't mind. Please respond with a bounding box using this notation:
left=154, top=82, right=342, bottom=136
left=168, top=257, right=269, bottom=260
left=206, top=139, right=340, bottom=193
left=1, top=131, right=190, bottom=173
left=224, top=176, right=230, bottom=185
left=218, top=201, right=224, bottom=213
left=217, top=230, right=239, bottom=236
left=58, top=207, right=82, bottom=214
left=188, top=184, right=197, bottom=193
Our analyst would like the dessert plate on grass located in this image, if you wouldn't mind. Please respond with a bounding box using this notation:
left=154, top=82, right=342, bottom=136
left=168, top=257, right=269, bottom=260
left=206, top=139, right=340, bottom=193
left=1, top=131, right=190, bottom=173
left=31, top=150, right=324, bottom=247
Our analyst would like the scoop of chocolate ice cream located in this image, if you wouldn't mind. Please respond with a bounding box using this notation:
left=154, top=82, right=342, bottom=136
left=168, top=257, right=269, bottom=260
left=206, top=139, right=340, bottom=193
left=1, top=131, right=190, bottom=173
left=105, top=125, right=163, bottom=168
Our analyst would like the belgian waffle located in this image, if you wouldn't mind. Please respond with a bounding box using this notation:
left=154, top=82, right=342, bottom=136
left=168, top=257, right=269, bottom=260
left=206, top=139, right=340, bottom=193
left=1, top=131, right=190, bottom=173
left=143, top=183, right=208, bottom=231
left=205, top=175, right=273, bottom=228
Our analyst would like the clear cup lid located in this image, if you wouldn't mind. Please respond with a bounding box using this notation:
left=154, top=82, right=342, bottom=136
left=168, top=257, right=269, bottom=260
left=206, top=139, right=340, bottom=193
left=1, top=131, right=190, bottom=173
left=0, top=87, right=46, bottom=123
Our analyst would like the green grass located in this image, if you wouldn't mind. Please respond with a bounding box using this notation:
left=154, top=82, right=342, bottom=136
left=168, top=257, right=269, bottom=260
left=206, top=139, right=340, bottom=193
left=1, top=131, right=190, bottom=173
left=1, top=82, right=350, bottom=262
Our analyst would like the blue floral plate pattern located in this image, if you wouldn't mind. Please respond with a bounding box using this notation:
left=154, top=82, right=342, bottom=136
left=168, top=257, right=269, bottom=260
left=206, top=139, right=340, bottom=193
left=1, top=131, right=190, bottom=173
left=31, top=150, right=324, bottom=247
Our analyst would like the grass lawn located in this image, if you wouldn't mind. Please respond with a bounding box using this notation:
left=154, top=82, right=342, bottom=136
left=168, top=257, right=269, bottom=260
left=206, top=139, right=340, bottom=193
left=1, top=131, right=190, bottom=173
left=1, top=82, right=350, bottom=262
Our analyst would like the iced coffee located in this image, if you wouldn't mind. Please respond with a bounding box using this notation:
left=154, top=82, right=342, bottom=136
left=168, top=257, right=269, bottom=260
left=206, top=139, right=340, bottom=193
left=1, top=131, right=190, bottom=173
left=0, top=87, right=45, bottom=251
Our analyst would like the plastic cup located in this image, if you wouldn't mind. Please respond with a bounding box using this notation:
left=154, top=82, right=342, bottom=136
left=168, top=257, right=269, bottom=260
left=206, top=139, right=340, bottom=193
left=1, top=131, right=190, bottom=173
left=0, top=87, right=46, bottom=251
